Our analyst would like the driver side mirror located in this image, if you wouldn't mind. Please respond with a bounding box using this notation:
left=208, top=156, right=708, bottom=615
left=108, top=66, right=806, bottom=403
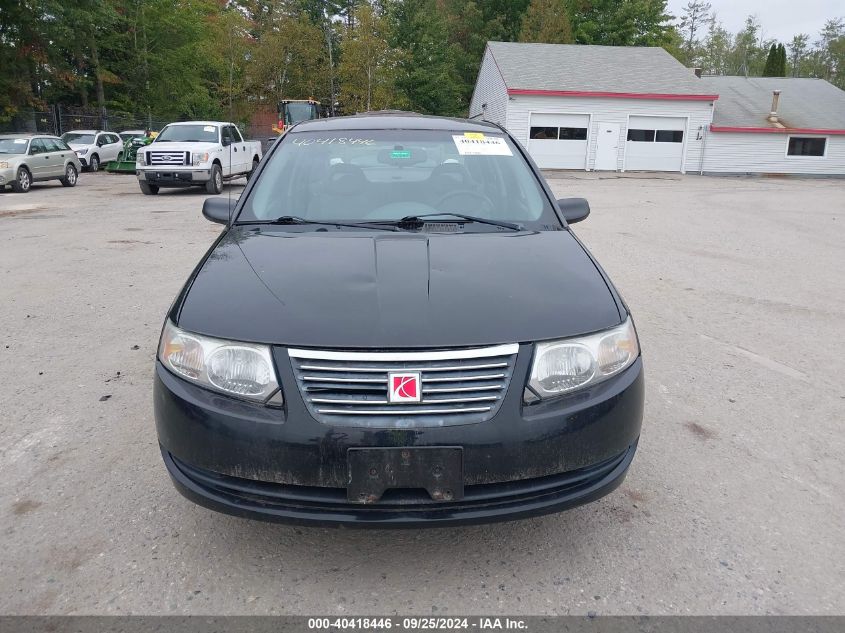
left=202, top=197, right=237, bottom=224
left=557, top=198, right=590, bottom=224
left=221, top=137, right=232, bottom=147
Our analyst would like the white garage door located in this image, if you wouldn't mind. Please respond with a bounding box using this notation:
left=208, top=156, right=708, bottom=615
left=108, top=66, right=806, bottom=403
left=528, top=113, right=589, bottom=169
left=625, top=116, right=686, bottom=172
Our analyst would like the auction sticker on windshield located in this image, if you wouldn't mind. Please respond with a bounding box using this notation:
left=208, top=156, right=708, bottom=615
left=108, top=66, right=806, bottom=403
left=453, top=134, right=512, bottom=156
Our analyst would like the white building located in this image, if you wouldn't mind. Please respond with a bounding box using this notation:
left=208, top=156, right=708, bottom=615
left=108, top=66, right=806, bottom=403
left=470, top=42, right=845, bottom=176
left=699, top=76, right=845, bottom=176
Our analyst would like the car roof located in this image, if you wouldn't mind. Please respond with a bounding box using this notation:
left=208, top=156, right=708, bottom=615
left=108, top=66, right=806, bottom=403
left=293, top=112, right=504, bottom=133
left=63, top=130, right=103, bottom=134
left=0, top=133, right=58, bottom=139
left=166, top=121, right=227, bottom=126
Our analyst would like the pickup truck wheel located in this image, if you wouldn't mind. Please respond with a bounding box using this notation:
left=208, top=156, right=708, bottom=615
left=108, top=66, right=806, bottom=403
left=11, top=167, right=32, bottom=193
left=206, top=164, right=223, bottom=194
left=139, top=181, right=159, bottom=195
left=60, top=163, right=78, bottom=187
left=89, top=154, right=100, bottom=172
left=248, top=158, right=259, bottom=181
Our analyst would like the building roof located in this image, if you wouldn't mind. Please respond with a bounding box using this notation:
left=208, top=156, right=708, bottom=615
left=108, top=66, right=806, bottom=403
left=699, top=76, right=845, bottom=132
left=486, top=41, right=716, bottom=100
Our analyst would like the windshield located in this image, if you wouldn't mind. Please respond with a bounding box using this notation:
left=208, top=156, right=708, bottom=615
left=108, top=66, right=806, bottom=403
left=283, top=103, right=319, bottom=125
left=155, top=124, right=218, bottom=143
left=238, top=129, right=556, bottom=229
left=0, top=138, right=30, bottom=154
left=62, top=133, right=95, bottom=144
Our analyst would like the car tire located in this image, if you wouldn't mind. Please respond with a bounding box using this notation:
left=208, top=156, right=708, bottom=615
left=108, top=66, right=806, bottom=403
left=89, top=154, right=100, bottom=172
left=139, top=181, right=159, bottom=195
left=206, top=164, right=223, bottom=194
left=11, top=167, right=32, bottom=193
left=248, top=158, right=259, bottom=181
left=60, top=163, right=78, bottom=187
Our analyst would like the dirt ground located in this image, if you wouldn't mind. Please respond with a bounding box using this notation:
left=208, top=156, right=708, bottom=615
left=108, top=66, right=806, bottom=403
left=1, top=170, right=843, bottom=615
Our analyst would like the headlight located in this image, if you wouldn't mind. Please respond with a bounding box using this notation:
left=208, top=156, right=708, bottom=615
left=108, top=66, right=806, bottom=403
left=192, top=152, right=209, bottom=166
left=527, top=317, right=639, bottom=400
left=76, top=148, right=88, bottom=155
left=0, top=161, right=8, bottom=168
left=158, top=320, right=282, bottom=404
left=137, top=151, right=146, bottom=166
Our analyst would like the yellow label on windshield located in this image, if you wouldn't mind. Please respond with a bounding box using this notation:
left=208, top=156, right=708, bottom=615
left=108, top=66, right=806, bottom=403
left=464, top=132, right=485, bottom=140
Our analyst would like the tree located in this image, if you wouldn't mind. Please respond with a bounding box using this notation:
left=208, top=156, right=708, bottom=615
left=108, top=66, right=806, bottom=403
left=518, top=0, right=573, bottom=44
left=387, top=0, right=463, bottom=115
left=762, top=43, right=778, bottom=76
left=699, top=15, right=731, bottom=75
left=570, top=0, right=674, bottom=47
left=338, top=3, right=400, bottom=112
left=788, top=34, right=810, bottom=77
left=677, top=0, right=711, bottom=66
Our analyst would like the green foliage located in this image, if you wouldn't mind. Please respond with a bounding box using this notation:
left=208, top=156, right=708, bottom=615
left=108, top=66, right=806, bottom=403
left=519, top=0, right=574, bottom=44
left=2, top=0, right=843, bottom=125
left=763, top=43, right=779, bottom=76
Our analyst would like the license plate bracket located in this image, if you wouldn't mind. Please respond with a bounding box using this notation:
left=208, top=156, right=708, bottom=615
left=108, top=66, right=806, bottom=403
left=347, top=447, right=464, bottom=504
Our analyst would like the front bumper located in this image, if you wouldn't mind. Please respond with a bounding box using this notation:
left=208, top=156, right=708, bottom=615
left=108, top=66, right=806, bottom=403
left=154, top=351, right=644, bottom=527
left=138, top=168, right=210, bottom=187
left=0, top=167, right=13, bottom=185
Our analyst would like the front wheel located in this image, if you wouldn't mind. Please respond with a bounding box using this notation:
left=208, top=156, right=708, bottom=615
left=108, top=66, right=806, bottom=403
left=88, top=154, right=100, bottom=172
left=60, top=163, right=78, bottom=187
left=206, top=164, right=223, bottom=194
left=139, top=181, right=159, bottom=195
left=11, top=167, right=32, bottom=193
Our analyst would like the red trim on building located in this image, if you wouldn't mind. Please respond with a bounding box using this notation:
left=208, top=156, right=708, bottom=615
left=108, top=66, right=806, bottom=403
left=506, top=88, right=719, bottom=101
left=709, top=125, right=845, bottom=135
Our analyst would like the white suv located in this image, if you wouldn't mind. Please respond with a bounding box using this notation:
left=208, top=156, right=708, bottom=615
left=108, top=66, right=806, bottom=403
left=61, top=130, right=123, bottom=172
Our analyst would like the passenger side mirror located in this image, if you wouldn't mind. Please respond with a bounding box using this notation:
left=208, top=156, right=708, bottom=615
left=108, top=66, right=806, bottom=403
left=557, top=198, right=590, bottom=224
left=202, top=197, right=237, bottom=224
left=221, top=137, right=232, bottom=147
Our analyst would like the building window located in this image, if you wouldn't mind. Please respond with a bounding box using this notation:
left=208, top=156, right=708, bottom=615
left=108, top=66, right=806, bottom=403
left=627, top=129, right=655, bottom=142
left=530, top=127, right=558, bottom=140
left=656, top=130, right=684, bottom=143
left=787, top=137, right=826, bottom=157
left=559, top=127, right=588, bottom=140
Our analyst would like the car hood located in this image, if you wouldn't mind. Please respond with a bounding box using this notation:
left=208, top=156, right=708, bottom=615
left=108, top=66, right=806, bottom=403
left=176, top=228, right=622, bottom=348
left=0, top=152, right=26, bottom=161
left=67, top=143, right=92, bottom=151
left=146, top=142, right=219, bottom=152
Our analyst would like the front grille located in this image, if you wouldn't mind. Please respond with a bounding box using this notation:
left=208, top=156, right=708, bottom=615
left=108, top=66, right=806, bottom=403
left=147, top=150, right=189, bottom=166
left=288, top=344, right=519, bottom=428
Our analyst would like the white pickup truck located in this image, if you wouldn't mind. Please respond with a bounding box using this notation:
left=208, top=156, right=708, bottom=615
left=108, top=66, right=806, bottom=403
left=136, top=121, right=262, bottom=195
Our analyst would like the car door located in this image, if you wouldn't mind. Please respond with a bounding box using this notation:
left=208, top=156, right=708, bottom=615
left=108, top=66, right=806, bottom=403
left=230, top=126, right=249, bottom=173
left=41, top=138, right=67, bottom=177
left=27, top=139, right=49, bottom=179
left=220, top=126, right=236, bottom=176
left=106, top=134, right=123, bottom=161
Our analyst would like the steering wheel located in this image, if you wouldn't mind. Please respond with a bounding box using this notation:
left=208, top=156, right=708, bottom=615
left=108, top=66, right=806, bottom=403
left=434, top=189, right=493, bottom=214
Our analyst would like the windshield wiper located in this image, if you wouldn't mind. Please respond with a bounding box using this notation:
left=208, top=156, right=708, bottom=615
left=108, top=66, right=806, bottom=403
left=394, top=213, right=523, bottom=231
left=238, top=216, right=400, bottom=232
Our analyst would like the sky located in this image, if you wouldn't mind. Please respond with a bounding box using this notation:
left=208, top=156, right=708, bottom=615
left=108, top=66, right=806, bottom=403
left=666, top=0, right=842, bottom=42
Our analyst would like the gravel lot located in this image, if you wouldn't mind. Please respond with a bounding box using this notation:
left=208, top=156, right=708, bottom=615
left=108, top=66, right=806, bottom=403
left=1, top=171, right=843, bottom=615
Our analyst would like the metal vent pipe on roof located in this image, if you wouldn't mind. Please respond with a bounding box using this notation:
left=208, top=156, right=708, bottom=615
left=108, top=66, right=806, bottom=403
left=768, top=90, right=781, bottom=123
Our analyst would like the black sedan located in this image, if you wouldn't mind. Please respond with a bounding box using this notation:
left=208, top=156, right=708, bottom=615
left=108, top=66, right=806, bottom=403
left=154, top=113, right=643, bottom=527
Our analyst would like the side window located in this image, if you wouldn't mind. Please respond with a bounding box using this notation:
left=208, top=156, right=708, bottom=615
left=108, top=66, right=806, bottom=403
left=110, top=134, right=120, bottom=144
left=44, top=138, right=63, bottom=152
left=30, top=139, right=47, bottom=154
left=222, top=126, right=233, bottom=144
left=627, top=129, right=655, bottom=142
left=231, top=126, right=244, bottom=143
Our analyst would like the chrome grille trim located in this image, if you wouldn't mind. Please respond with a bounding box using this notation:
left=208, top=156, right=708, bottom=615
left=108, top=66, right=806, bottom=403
left=148, top=150, right=189, bottom=166
left=288, top=344, right=519, bottom=428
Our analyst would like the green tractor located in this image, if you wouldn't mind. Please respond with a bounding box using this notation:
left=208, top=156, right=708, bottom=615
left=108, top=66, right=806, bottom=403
left=106, top=131, right=157, bottom=174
